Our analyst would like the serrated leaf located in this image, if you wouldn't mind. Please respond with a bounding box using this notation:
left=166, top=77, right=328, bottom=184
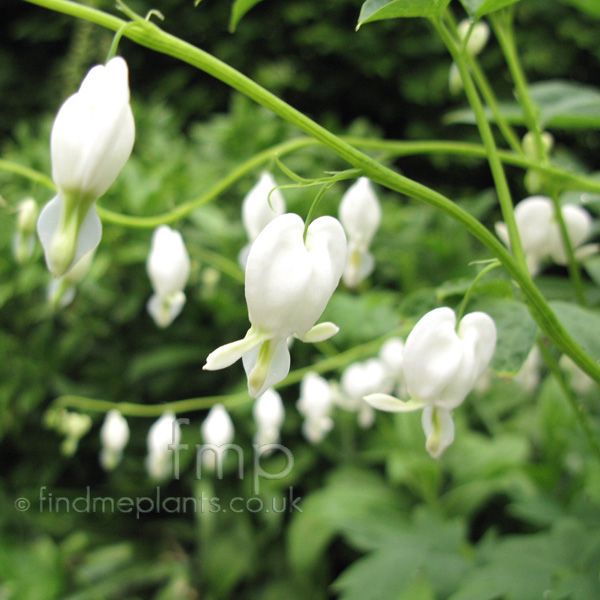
left=471, top=298, right=538, bottom=374
left=229, top=0, right=265, bottom=32
left=357, top=0, right=452, bottom=28
left=333, top=509, right=468, bottom=600
left=459, top=0, right=521, bottom=18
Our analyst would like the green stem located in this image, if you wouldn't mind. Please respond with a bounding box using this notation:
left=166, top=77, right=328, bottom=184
left=434, top=16, right=527, bottom=274
left=51, top=328, right=406, bottom=416
left=19, top=0, right=600, bottom=386
left=456, top=260, right=500, bottom=322
left=492, top=12, right=587, bottom=306
left=5, top=141, right=600, bottom=229
left=445, top=12, right=522, bottom=155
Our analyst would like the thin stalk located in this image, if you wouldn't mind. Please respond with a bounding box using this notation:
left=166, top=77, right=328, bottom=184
left=492, top=12, right=588, bottom=306
left=19, top=0, right=600, bottom=386
left=434, top=16, right=528, bottom=274
left=51, top=328, right=406, bottom=416
left=445, top=12, right=522, bottom=155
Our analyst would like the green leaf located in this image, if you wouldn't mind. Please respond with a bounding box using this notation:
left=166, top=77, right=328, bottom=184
left=549, top=301, right=600, bottom=361
left=229, top=0, right=265, bottom=32
left=287, top=467, right=404, bottom=571
left=357, top=0, right=452, bottom=28
left=459, top=0, right=521, bottom=18
left=471, top=298, right=538, bottom=374
left=333, top=509, right=468, bottom=600
left=446, top=80, right=600, bottom=129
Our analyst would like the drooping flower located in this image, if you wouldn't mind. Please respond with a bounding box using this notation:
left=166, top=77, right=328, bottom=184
left=37, top=56, right=135, bottom=277
left=338, top=177, right=381, bottom=288
left=335, top=359, right=392, bottom=428
left=146, top=225, right=191, bottom=328
left=495, top=196, right=595, bottom=275
left=200, top=404, right=235, bottom=472
left=366, top=307, right=497, bottom=458
left=99, top=409, right=130, bottom=471
left=146, top=412, right=181, bottom=481
left=253, top=388, right=285, bottom=447
left=204, top=213, right=346, bottom=398
left=239, top=172, right=286, bottom=268
left=297, top=372, right=334, bottom=444
left=12, top=198, right=38, bottom=264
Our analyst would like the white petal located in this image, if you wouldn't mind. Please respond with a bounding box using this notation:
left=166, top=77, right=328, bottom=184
left=364, top=393, right=426, bottom=413
left=253, top=388, right=285, bottom=432
left=147, top=292, right=186, bottom=328
left=422, top=406, right=455, bottom=459
left=339, top=177, right=381, bottom=250
left=242, top=172, right=286, bottom=241
left=299, top=321, right=339, bottom=343
left=201, top=404, right=235, bottom=446
left=514, top=196, right=553, bottom=256
left=403, top=307, right=464, bottom=402
left=203, top=328, right=265, bottom=371
left=458, top=311, right=497, bottom=381
left=147, top=226, right=191, bottom=296
left=243, top=337, right=291, bottom=398
left=548, top=204, right=592, bottom=264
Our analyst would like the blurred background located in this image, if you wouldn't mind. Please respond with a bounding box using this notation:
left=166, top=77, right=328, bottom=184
left=1, top=0, right=600, bottom=598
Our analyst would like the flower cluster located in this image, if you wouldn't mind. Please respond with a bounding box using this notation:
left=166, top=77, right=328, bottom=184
left=495, top=196, right=595, bottom=275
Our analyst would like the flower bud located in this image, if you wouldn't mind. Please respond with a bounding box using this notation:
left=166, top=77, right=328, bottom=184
left=337, top=359, right=391, bottom=428
left=522, top=131, right=554, bottom=160
left=339, top=179, right=380, bottom=288
left=12, top=198, right=38, bottom=264
left=366, top=307, right=497, bottom=458
left=99, top=409, right=130, bottom=471
left=200, top=404, right=235, bottom=471
left=297, top=372, right=334, bottom=443
left=146, top=225, right=191, bottom=327
left=146, top=412, right=181, bottom=481
left=253, top=388, right=285, bottom=446
left=38, top=56, right=135, bottom=277
left=457, top=19, right=490, bottom=56
left=204, top=213, right=346, bottom=397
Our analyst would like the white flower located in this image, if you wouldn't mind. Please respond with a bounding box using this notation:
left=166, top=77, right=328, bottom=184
left=12, top=198, right=38, bottom=264
left=339, top=178, right=381, bottom=288
left=200, top=404, right=235, bottom=471
left=146, top=225, right=191, bottom=328
left=239, top=173, right=286, bottom=268
left=253, top=388, right=285, bottom=446
left=336, top=359, right=391, bottom=428
left=366, top=307, right=497, bottom=458
left=146, top=412, right=181, bottom=481
left=37, top=56, right=135, bottom=277
left=99, top=410, right=130, bottom=471
left=297, top=372, right=334, bottom=444
left=204, top=213, right=346, bottom=397
left=495, top=196, right=594, bottom=275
